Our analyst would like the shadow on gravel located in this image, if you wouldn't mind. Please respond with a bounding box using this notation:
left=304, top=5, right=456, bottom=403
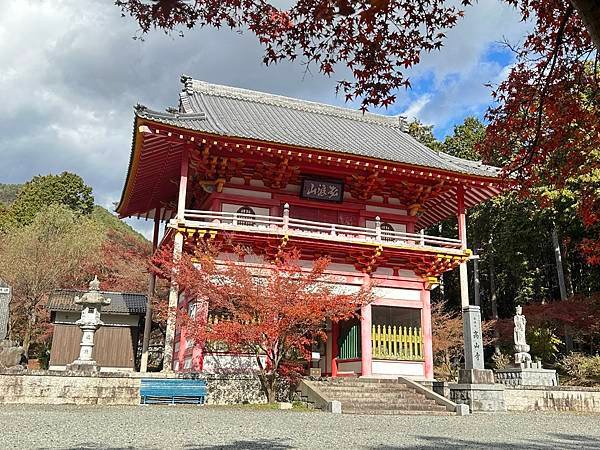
left=38, top=439, right=293, bottom=450
left=184, top=440, right=293, bottom=449
left=375, top=433, right=600, bottom=449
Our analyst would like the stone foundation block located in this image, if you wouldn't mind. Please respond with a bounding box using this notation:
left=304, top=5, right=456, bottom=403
left=449, top=383, right=506, bottom=413
left=495, top=368, right=558, bottom=387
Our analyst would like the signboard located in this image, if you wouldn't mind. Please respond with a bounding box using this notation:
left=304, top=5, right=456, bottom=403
left=0, top=282, right=10, bottom=341
left=301, top=179, right=344, bottom=202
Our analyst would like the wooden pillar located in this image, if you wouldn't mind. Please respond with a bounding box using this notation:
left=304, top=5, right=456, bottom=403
left=176, top=146, right=190, bottom=221
left=140, top=215, right=161, bottom=372
left=360, top=303, right=372, bottom=377
left=162, top=230, right=184, bottom=372
left=421, top=287, right=434, bottom=380
left=331, top=321, right=339, bottom=377
left=457, top=185, right=469, bottom=307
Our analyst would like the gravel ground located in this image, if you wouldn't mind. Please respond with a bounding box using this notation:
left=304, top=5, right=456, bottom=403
left=3, top=405, right=600, bottom=449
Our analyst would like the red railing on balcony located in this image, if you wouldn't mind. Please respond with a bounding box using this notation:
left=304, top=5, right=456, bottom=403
left=182, top=204, right=463, bottom=251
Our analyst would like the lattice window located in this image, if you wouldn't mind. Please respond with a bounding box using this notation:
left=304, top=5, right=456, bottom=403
left=236, top=206, right=255, bottom=226
left=380, top=222, right=395, bottom=241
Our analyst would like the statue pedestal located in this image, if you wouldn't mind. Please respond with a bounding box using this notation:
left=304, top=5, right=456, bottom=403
left=495, top=361, right=558, bottom=386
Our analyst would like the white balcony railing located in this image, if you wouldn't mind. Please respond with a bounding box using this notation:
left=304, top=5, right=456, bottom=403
left=182, top=204, right=463, bottom=252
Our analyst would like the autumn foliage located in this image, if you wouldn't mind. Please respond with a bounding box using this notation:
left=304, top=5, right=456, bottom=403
left=151, top=244, right=372, bottom=402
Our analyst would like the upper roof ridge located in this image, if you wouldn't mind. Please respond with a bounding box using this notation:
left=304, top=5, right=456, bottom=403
left=180, top=75, right=407, bottom=130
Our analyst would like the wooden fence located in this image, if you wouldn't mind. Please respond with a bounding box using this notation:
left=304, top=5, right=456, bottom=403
left=371, top=325, right=424, bottom=361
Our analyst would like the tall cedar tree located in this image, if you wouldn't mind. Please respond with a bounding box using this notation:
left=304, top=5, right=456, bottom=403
left=117, top=0, right=599, bottom=262
left=151, top=245, right=373, bottom=402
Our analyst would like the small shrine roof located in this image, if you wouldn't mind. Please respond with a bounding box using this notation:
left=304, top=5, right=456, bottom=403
left=134, top=76, right=499, bottom=178
left=48, top=290, right=147, bottom=315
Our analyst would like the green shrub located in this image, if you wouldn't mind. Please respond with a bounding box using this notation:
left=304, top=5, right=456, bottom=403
left=527, top=326, right=562, bottom=363
left=558, top=353, right=600, bottom=385
left=492, top=352, right=511, bottom=370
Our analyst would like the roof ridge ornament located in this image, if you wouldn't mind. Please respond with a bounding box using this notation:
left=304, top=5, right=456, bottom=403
left=180, top=74, right=195, bottom=95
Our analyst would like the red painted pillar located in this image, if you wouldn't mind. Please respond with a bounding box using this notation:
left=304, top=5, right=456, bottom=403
left=360, top=304, right=372, bottom=377
left=331, top=321, right=339, bottom=377
left=421, top=287, right=434, bottom=380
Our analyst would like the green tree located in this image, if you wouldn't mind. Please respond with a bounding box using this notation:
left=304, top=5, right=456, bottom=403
left=406, top=119, right=440, bottom=151
left=440, top=117, right=486, bottom=161
left=0, top=204, right=102, bottom=354
left=10, top=173, right=94, bottom=226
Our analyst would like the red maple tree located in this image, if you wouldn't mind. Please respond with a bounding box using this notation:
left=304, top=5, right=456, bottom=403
left=117, top=0, right=600, bottom=262
left=151, top=244, right=373, bottom=402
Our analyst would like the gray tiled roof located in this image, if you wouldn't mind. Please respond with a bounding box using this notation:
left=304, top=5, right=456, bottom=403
left=134, top=76, right=499, bottom=178
left=47, top=290, right=147, bottom=315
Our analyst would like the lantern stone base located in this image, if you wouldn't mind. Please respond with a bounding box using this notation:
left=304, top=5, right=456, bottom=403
left=495, top=363, right=558, bottom=387
left=65, top=360, right=100, bottom=375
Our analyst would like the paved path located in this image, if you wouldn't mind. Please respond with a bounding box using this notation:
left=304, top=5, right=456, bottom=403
left=3, top=405, right=600, bottom=449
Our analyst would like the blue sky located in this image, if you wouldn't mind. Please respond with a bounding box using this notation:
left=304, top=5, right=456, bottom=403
left=0, top=0, right=530, bottom=237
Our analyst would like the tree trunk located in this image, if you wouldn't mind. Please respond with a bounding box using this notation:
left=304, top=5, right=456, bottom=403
left=552, top=228, right=568, bottom=301
left=571, top=0, right=600, bottom=50
left=489, top=254, right=500, bottom=355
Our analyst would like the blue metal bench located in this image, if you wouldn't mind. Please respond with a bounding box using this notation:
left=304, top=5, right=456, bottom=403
left=140, top=378, right=207, bottom=405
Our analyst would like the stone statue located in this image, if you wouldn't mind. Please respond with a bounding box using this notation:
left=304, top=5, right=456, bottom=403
left=513, top=305, right=531, bottom=365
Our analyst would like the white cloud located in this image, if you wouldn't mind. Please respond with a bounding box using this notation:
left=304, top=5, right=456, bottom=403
left=402, top=95, right=432, bottom=121
left=0, top=0, right=531, bottom=236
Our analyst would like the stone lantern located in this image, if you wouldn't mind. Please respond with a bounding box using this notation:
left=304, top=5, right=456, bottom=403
left=66, top=276, right=111, bottom=373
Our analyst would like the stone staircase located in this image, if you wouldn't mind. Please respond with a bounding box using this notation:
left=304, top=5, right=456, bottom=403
left=298, top=377, right=461, bottom=415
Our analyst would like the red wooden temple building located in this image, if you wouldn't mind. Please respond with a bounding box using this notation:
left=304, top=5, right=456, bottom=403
left=116, top=76, right=501, bottom=379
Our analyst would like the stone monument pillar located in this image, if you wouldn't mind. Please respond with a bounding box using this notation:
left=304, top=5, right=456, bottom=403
left=495, top=305, right=558, bottom=386
left=66, top=276, right=111, bottom=373
left=449, top=305, right=506, bottom=412
left=0, top=282, right=10, bottom=341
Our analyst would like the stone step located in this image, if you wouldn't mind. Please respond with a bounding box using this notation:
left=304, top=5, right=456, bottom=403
left=343, top=408, right=454, bottom=416
left=316, top=383, right=414, bottom=391
left=317, top=385, right=415, bottom=393
left=322, top=391, right=423, bottom=401
left=340, top=401, right=447, bottom=411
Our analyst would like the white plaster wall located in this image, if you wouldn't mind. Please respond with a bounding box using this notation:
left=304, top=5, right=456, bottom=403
left=221, top=203, right=270, bottom=216
left=372, top=287, right=421, bottom=301
left=222, top=187, right=272, bottom=199
left=372, top=360, right=424, bottom=377
left=366, top=205, right=408, bottom=216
